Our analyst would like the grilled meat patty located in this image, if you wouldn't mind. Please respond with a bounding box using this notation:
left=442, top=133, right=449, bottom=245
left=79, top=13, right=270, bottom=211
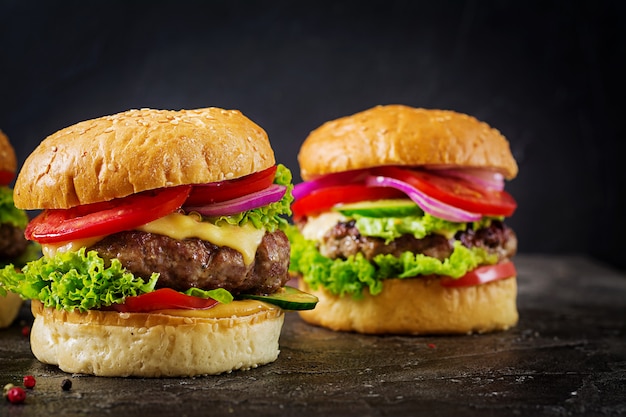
left=88, top=230, right=291, bottom=295
left=319, top=220, right=517, bottom=262
left=0, top=223, right=29, bottom=261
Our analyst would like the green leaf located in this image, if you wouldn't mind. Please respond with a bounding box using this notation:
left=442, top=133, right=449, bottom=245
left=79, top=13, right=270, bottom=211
left=184, top=287, right=233, bottom=304
left=353, top=212, right=495, bottom=242
left=0, top=248, right=158, bottom=312
left=206, top=164, right=294, bottom=232
left=286, top=225, right=498, bottom=298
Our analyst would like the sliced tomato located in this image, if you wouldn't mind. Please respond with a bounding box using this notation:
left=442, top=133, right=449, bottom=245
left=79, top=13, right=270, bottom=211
left=374, top=167, right=517, bottom=216
left=26, top=185, right=192, bottom=244
left=440, top=261, right=516, bottom=287
left=291, top=184, right=406, bottom=219
left=106, top=288, right=218, bottom=313
left=185, top=165, right=277, bottom=206
left=0, top=170, right=14, bottom=186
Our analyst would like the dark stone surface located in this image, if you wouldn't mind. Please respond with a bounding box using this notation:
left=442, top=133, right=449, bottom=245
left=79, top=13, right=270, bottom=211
left=1, top=254, right=625, bottom=416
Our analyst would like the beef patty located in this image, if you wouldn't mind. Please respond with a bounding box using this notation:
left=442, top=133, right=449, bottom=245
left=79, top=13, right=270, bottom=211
left=0, top=223, right=29, bottom=261
left=88, top=229, right=291, bottom=295
left=319, top=220, right=517, bottom=262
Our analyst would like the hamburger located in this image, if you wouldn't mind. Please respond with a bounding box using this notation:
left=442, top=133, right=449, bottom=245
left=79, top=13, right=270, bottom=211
left=0, top=129, right=34, bottom=328
left=287, top=105, right=518, bottom=335
left=0, top=107, right=316, bottom=376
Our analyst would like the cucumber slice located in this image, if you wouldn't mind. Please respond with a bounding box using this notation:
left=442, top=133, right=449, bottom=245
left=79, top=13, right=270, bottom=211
left=336, top=199, right=421, bottom=217
left=238, top=286, right=318, bottom=310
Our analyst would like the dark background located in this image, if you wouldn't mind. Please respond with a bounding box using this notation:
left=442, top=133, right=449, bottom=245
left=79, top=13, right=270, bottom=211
left=1, top=0, right=624, bottom=269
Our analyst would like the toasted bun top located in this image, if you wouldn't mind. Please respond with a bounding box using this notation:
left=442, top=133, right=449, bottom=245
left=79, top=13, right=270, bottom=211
left=298, top=105, right=518, bottom=180
left=0, top=130, right=17, bottom=173
left=14, top=108, right=276, bottom=209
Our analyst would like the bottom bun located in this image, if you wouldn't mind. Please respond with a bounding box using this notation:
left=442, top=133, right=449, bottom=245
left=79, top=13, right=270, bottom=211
left=298, top=277, right=518, bottom=335
left=0, top=292, right=23, bottom=328
left=30, top=299, right=285, bottom=377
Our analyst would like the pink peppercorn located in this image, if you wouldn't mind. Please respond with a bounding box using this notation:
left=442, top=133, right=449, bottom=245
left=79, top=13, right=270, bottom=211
left=6, top=386, right=26, bottom=404
left=23, top=375, right=36, bottom=389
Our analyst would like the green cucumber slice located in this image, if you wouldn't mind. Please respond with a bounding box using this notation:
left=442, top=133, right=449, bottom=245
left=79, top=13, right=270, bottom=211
left=336, top=199, right=421, bottom=217
left=238, top=286, right=318, bottom=310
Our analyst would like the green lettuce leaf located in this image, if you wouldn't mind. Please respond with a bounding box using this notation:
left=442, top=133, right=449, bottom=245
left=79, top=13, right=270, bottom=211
left=353, top=212, right=496, bottom=242
left=184, top=287, right=233, bottom=304
left=0, top=248, right=238, bottom=311
left=286, top=225, right=498, bottom=298
left=208, top=164, right=294, bottom=232
left=0, top=186, right=28, bottom=229
left=0, top=248, right=160, bottom=312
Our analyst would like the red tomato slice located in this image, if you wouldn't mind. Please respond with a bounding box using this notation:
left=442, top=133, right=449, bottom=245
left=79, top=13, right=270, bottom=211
left=291, top=184, right=406, bottom=219
left=185, top=165, right=277, bottom=206
left=106, top=288, right=219, bottom=313
left=0, top=170, right=14, bottom=186
left=375, top=167, right=517, bottom=217
left=440, top=261, right=516, bottom=287
left=26, top=185, right=192, bottom=244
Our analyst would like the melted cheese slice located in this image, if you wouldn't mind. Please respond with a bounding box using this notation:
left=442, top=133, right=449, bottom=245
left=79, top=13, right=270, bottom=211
left=137, top=212, right=265, bottom=265
left=42, top=237, right=105, bottom=258
left=300, top=211, right=345, bottom=242
left=42, top=212, right=266, bottom=266
left=152, top=299, right=279, bottom=319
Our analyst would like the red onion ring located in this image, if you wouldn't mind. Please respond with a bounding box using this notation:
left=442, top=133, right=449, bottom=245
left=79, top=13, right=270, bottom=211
left=292, top=169, right=368, bottom=199
left=183, top=184, right=286, bottom=217
left=434, top=168, right=505, bottom=191
left=364, top=175, right=481, bottom=222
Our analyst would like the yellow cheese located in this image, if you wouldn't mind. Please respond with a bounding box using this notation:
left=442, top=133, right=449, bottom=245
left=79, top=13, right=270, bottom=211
left=42, top=236, right=105, bottom=258
left=301, top=211, right=345, bottom=242
left=137, top=212, right=265, bottom=265
left=152, top=299, right=280, bottom=319
left=41, top=213, right=265, bottom=266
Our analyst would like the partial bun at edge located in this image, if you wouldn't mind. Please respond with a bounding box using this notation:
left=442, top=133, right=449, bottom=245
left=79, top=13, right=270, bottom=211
left=0, top=130, right=17, bottom=174
left=14, top=108, right=276, bottom=210
left=298, top=105, right=518, bottom=180
left=298, top=277, right=518, bottom=335
left=30, top=300, right=285, bottom=377
left=0, top=292, right=23, bottom=328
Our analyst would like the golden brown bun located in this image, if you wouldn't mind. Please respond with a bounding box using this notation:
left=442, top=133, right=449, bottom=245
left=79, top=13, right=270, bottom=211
left=298, top=105, right=518, bottom=180
left=14, top=108, right=276, bottom=209
left=30, top=300, right=285, bottom=377
left=298, top=277, right=518, bottom=335
left=0, top=130, right=17, bottom=174
left=0, top=292, right=23, bottom=328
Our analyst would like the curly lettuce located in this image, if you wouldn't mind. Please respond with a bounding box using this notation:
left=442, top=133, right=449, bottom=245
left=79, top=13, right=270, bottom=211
left=286, top=225, right=498, bottom=298
left=209, top=164, right=294, bottom=232
left=0, top=248, right=235, bottom=311
left=352, top=213, right=498, bottom=242
left=0, top=248, right=158, bottom=311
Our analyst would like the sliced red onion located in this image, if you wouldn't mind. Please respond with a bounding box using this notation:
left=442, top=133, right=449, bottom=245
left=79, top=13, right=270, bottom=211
left=434, top=168, right=505, bottom=191
left=183, top=184, right=286, bottom=217
left=292, top=169, right=368, bottom=199
left=365, top=175, right=481, bottom=222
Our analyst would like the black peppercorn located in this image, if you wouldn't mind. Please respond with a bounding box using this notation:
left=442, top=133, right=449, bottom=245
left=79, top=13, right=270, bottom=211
left=61, top=379, right=72, bottom=391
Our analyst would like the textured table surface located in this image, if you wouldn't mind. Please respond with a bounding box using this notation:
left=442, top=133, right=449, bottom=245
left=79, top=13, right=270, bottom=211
left=1, top=254, right=625, bottom=417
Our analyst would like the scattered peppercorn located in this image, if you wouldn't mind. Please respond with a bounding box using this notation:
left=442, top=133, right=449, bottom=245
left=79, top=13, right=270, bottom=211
left=22, top=375, right=36, bottom=389
left=6, top=387, right=26, bottom=404
left=21, top=326, right=30, bottom=337
left=61, top=378, right=72, bottom=391
left=427, top=343, right=437, bottom=349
